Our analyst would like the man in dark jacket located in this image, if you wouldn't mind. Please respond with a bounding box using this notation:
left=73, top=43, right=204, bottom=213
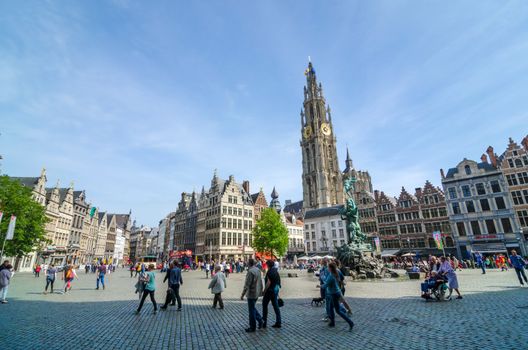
left=161, top=261, right=183, bottom=311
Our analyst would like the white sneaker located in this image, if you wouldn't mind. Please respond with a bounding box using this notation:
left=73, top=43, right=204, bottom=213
left=321, top=317, right=329, bottom=322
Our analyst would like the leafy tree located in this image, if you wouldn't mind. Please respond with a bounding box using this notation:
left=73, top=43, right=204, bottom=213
left=0, top=175, right=49, bottom=259
left=251, top=207, right=289, bottom=258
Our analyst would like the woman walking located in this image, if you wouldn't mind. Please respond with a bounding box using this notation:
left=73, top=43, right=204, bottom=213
left=262, top=260, right=282, bottom=328
left=0, top=263, right=13, bottom=303
left=62, top=264, right=78, bottom=293
left=208, top=265, right=226, bottom=309
left=321, top=262, right=354, bottom=331
left=44, top=264, right=57, bottom=294
left=135, top=264, right=158, bottom=314
left=438, top=256, right=462, bottom=299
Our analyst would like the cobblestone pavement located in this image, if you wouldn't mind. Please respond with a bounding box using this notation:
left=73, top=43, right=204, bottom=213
left=1, top=267, right=527, bottom=349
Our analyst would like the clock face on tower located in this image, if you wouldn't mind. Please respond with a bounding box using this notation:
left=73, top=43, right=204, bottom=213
left=303, top=125, right=313, bottom=139
left=320, top=122, right=331, bottom=136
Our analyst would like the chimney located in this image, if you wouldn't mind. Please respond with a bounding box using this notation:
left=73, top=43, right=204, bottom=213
left=242, top=180, right=250, bottom=194
left=486, top=146, right=497, bottom=167
left=480, top=154, right=488, bottom=163
left=415, top=188, right=422, bottom=197
left=374, top=190, right=380, bottom=201
left=440, top=169, right=445, bottom=179
left=522, top=135, right=528, bottom=151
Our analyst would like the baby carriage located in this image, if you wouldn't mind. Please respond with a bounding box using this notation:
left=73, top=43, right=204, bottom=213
left=420, top=273, right=449, bottom=301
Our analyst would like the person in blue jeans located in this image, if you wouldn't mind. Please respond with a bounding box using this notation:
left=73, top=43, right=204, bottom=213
left=475, top=252, right=485, bottom=274
left=318, top=258, right=331, bottom=321
left=321, top=262, right=354, bottom=331
left=96, top=263, right=107, bottom=290
left=510, top=250, right=527, bottom=286
left=240, top=258, right=263, bottom=332
left=262, top=260, right=281, bottom=328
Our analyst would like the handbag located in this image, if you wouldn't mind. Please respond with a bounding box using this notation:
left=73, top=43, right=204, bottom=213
left=278, top=298, right=284, bottom=307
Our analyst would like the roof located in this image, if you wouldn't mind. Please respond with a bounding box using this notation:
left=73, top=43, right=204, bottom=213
left=283, top=200, right=303, bottom=214
left=445, top=160, right=498, bottom=179
left=11, top=177, right=39, bottom=188
left=57, top=188, right=70, bottom=204
left=98, top=212, right=106, bottom=224
left=251, top=193, right=259, bottom=203
left=304, top=205, right=344, bottom=220
left=111, top=214, right=130, bottom=229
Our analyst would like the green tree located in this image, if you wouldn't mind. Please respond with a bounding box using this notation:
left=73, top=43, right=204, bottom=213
left=0, top=175, right=49, bottom=259
left=251, top=207, right=289, bottom=258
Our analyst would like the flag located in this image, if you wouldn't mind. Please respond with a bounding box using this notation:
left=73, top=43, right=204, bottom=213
left=6, top=215, right=16, bottom=240
left=90, top=207, right=96, bottom=218
left=374, top=237, right=381, bottom=253
left=432, top=231, right=443, bottom=250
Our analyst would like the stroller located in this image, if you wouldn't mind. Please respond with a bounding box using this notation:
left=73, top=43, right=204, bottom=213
left=420, top=273, right=450, bottom=301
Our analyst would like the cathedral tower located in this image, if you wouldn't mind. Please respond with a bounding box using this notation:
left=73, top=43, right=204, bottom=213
left=300, top=62, right=344, bottom=210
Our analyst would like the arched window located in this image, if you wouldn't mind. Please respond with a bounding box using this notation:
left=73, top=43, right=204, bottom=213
left=445, top=237, right=454, bottom=247
left=464, top=165, right=471, bottom=175
left=428, top=238, right=436, bottom=248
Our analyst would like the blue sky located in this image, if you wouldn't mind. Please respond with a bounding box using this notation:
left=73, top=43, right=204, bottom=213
left=1, top=1, right=528, bottom=226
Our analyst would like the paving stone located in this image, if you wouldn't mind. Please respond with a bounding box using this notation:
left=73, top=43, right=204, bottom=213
left=0, top=268, right=527, bottom=349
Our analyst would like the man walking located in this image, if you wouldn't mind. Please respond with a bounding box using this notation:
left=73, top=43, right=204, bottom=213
left=475, top=252, right=485, bottom=274
left=96, top=263, right=107, bottom=290
left=161, top=261, right=183, bottom=311
left=510, top=250, right=527, bottom=286
left=241, top=258, right=263, bottom=333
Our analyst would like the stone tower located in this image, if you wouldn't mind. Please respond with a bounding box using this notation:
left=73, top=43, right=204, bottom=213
left=300, top=61, right=344, bottom=211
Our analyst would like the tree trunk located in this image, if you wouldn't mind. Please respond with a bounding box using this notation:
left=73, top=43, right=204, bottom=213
left=15, top=256, right=22, bottom=271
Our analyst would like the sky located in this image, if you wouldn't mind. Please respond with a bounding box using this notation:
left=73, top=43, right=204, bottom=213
left=1, top=1, right=528, bottom=226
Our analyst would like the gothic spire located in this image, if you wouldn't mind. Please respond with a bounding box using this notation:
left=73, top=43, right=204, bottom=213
left=344, top=146, right=354, bottom=172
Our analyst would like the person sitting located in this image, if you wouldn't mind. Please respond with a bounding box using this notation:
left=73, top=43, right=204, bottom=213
left=420, top=271, right=444, bottom=299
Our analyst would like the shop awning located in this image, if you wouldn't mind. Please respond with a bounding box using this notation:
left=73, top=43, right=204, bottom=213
left=471, top=243, right=507, bottom=253
left=381, top=249, right=400, bottom=257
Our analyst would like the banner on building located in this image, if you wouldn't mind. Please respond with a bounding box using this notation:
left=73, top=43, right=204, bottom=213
left=6, top=215, right=16, bottom=240
left=432, top=231, right=443, bottom=250
left=373, top=237, right=381, bottom=253
left=90, top=207, right=96, bottom=218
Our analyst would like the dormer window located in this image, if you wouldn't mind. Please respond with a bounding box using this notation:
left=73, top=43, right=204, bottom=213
left=464, top=165, right=471, bottom=175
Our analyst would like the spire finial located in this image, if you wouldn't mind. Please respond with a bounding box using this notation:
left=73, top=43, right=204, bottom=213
left=308, top=55, right=311, bottom=63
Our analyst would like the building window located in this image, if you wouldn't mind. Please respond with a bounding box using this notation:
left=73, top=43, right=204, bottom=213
left=501, top=218, right=513, bottom=233
left=512, top=191, right=524, bottom=205
left=517, top=210, right=528, bottom=227
left=490, top=180, right=501, bottom=193
left=480, top=198, right=490, bottom=211
left=466, top=201, right=475, bottom=213
left=448, top=188, right=457, bottom=199
left=222, top=232, right=226, bottom=245
left=524, top=190, right=528, bottom=204
left=485, top=220, right=496, bottom=234
left=331, top=229, right=336, bottom=238
left=495, top=197, right=506, bottom=210
left=462, top=185, right=471, bottom=197
left=311, top=232, right=315, bottom=239
left=471, top=221, right=481, bottom=235
left=518, top=172, right=528, bottom=185
left=515, top=159, right=523, bottom=168
left=476, top=183, right=486, bottom=195
left=452, top=202, right=461, bottom=215
left=338, top=221, right=343, bottom=227
left=339, top=229, right=344, bottom=237
left=331, top=221, right=336, bottom=227
left=464, top=165, right=471, bottom=175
